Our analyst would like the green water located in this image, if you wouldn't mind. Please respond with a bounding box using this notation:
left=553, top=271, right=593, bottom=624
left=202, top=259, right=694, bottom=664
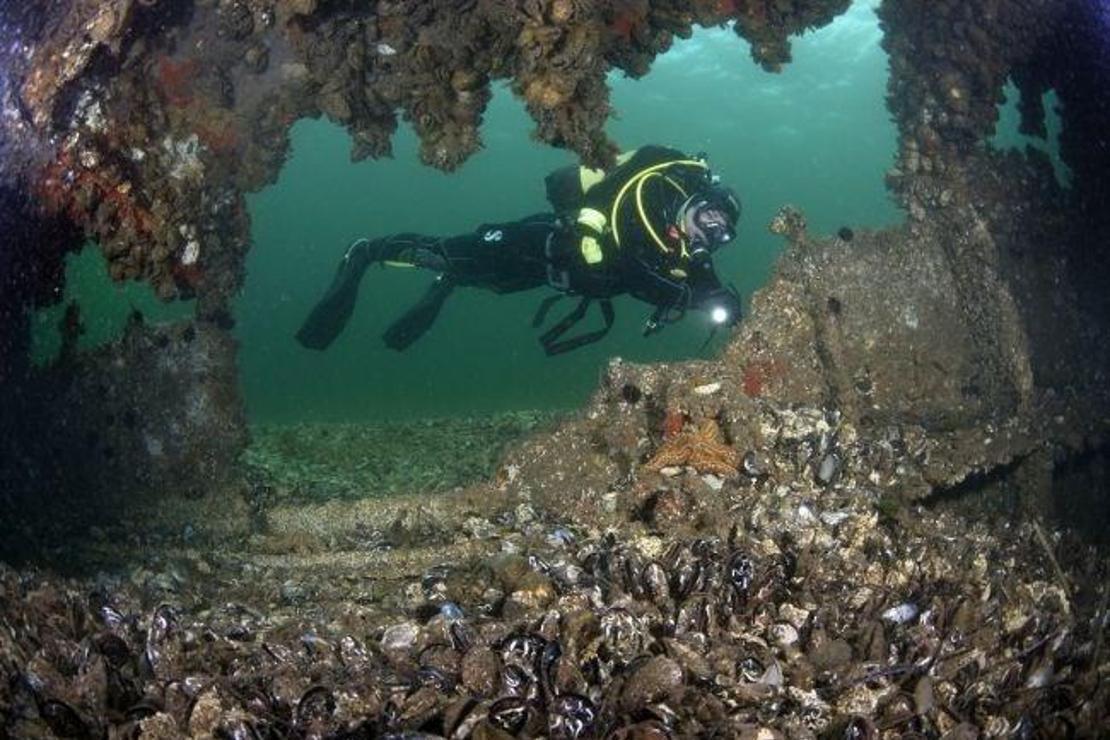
left=38, top=0, right=1067, bottom=423
left=239, top=1, right=902, bottom=422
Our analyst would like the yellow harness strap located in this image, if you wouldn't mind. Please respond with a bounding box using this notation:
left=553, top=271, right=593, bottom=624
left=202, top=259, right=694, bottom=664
left=610, top=158, right=708, bottom=254
left=570, top=153, right=706, bottom=266
left=575, top=207, right=608, bottom=264
left=635, top=172, right=691, bottom=259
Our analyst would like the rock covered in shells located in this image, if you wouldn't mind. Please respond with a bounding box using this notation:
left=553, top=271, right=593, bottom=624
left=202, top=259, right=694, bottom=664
left=0, top=453, right=1106, bottom=738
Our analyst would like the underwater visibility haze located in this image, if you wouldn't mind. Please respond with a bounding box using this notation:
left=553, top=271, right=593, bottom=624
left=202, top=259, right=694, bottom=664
left=37, top=2, right=911, bottom=422
left=240, top=5, right=904, bottom=423
left=2, top=0, right=1109, bottom=736
left=31, top=1, right=1069, bottom=425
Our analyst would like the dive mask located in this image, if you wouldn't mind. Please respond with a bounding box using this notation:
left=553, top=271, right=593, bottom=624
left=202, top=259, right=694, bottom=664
left=682, top=185, right=741, bottom=251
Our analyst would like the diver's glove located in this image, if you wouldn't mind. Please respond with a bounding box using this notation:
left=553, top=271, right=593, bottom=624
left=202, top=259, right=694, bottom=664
left=295, top=238, right=378, bottom=350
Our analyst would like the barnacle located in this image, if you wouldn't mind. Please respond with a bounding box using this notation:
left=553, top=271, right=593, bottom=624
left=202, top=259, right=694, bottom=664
left=523, top=73, right=574, bottom=109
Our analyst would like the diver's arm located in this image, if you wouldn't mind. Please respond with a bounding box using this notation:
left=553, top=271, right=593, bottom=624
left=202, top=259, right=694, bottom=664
left=687, top=252, right=722, bottom=300
left=623, top=255, right=692, bottom=313
left=687, top=254, right=741, bottom=326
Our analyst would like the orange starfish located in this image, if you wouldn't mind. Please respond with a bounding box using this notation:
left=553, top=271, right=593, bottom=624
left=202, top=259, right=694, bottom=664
left=644, top=419, right=740, bottom=477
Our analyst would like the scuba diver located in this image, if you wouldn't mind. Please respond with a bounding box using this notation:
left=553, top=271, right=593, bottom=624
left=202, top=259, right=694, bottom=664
left=296, top=144, right=743, bottom=356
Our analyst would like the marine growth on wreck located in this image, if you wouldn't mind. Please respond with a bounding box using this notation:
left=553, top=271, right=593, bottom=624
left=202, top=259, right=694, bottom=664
left=1, top=0, right=1109, bottom=737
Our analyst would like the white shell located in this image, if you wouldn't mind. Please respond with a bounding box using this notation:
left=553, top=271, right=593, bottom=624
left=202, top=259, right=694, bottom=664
left=181, top=240, right=200, bottom=266
left=881, top=602, right=919, bottom=624
left=796, top=504, right=817, bottom=523
left=380, top=622, right=419, bottom=651
left=771, top=622, right=799, bottom=646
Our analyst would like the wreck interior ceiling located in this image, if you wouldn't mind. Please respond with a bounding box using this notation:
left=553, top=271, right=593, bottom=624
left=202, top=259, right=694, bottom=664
left=0, top=0, right=1103, bottom=322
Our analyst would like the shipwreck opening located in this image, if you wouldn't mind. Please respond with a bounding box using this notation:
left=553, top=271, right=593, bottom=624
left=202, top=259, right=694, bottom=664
left=0, top=0, right=1105, bottom=550
left=29, top=244, right=194, bottom=365
left=238, top=3, right=901, bottom=425
left=992, top=81, right=1069, bottom=187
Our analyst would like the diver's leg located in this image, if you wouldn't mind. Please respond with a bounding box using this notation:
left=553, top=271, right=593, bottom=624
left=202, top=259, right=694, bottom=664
left=377, top=220, right=559, bottom=349
left=369, top=234, right=457, bottom=350
left=438, top=215, right=558, bottom=292
left=373, top=233, right=451, bottom=270
left=296, top=218, right=557, bottom=350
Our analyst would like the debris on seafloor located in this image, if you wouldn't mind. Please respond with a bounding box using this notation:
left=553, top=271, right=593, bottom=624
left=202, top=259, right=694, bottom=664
left=0, top=411, right=1105, bottom=737
left=3, top=216, right=1107, bottom=736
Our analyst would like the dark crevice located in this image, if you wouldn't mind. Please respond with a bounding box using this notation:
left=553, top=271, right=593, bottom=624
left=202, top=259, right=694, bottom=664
left=922, top=455, right=1029, bottom=509
left=1051, top=442, right=1110, bottom=545
left=920, top=442, right=1110, bottom=548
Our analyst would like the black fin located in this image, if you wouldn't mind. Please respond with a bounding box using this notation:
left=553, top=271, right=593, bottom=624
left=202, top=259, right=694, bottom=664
left=382, top=277, right=456, bottom=351
left=295, top=242, right=374, bottom=350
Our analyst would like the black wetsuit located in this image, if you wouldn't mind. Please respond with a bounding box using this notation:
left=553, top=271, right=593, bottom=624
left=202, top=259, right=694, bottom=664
left=296, top=145, right=738, bottom=354
left=359, top=214, right=559, bottom=294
